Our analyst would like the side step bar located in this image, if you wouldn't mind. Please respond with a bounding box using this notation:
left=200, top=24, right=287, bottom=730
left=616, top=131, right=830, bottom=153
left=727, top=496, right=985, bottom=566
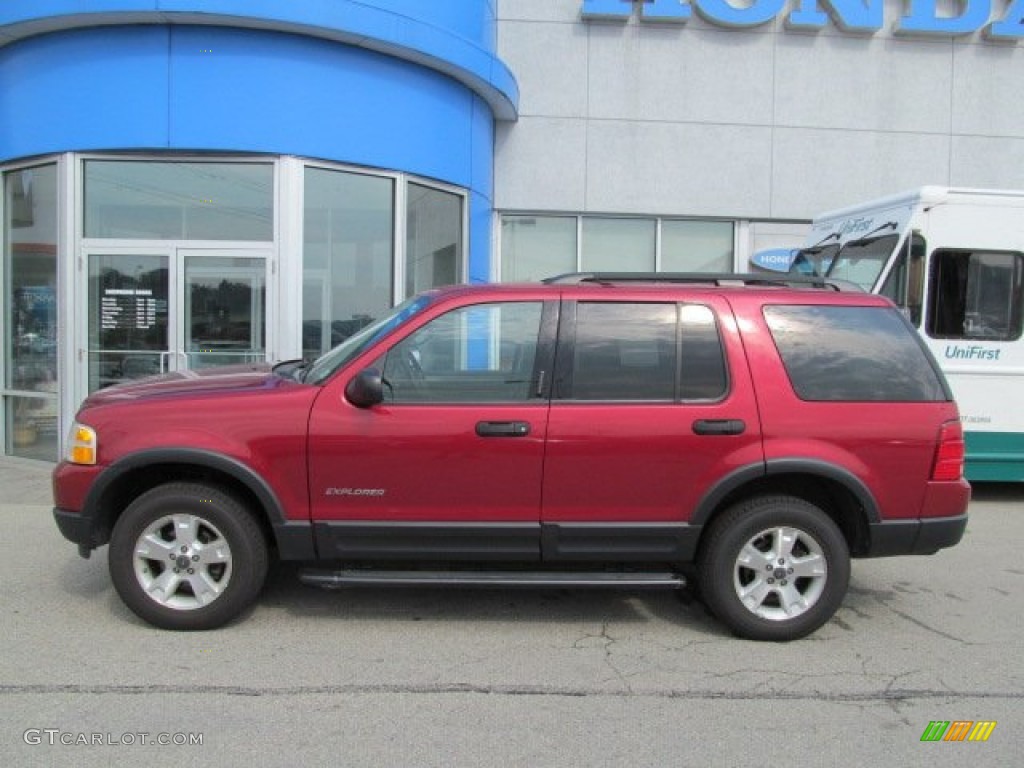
left=299, top=569, right=686, bottom=590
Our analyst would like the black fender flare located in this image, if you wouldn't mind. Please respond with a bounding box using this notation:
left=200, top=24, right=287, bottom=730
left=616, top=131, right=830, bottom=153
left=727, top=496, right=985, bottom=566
left=81, top=448, right=315, bottom=559
left=691, top=459, right=881, bottom=527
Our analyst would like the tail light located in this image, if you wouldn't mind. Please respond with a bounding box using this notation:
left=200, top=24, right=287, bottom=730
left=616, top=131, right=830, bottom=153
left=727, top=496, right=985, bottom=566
left=931, top=420, right=965, bottom=481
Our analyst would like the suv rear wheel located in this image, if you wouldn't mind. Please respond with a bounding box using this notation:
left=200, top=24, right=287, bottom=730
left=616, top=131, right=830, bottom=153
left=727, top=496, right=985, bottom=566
left=698, top=495, right=850, bottom=641
left=108, top=482, right=268, bottom=630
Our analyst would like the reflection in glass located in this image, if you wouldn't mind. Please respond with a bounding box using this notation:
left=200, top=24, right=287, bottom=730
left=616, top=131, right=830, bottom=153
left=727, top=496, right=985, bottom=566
left=927, top=250, right=1023, bottom=341
left=4, top=163, right=59, bottom=459
left=406, top=183, right=463, bottom=296
left=571, top=303, right=677, bottom=400
left=765, top=305, right=946, bottom=402
left=826, top=235, right=899, bottom=290
left=303, top=168, right=394, bottom=358
left=87, top=254, right=169, bottom=392
left=383, top=302, right=543, bottom=403
left=679, top=304, right=728, bottom=400
left=84, top=161, right=273, bottom=241
left=186, top=257, right=265, bottom=369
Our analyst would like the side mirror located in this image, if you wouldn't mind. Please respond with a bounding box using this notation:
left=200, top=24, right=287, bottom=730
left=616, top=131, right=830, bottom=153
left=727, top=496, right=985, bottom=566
left=345, top=368, right=384, bottom=408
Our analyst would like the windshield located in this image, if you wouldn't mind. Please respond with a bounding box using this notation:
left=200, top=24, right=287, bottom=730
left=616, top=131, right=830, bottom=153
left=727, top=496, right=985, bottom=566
left=303, top=295, right=432, bottom=385
left=789, top=243, right=839, bottom=277
left=824, top=234, right=899, bottom=290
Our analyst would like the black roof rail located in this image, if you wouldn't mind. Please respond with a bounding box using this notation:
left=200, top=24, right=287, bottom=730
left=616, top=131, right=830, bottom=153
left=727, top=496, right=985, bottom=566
left=541, top=272, right=863, bottom=292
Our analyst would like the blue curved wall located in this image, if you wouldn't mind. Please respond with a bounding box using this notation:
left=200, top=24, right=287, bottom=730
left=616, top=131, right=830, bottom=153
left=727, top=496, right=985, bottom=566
left=0, top=0, right=518, bottom=280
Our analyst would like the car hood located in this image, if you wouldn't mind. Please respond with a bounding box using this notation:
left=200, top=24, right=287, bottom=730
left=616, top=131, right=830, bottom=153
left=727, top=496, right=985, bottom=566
left=81, top=363, right=291, bottom=407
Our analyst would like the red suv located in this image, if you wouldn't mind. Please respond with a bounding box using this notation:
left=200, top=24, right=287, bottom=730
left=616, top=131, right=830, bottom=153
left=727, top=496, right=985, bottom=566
left=53, top=274, right=970, bottom=640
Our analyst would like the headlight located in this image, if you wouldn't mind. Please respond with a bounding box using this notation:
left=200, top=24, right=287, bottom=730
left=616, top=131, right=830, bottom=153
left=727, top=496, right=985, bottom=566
left=67, top=422, right=97, bottom=465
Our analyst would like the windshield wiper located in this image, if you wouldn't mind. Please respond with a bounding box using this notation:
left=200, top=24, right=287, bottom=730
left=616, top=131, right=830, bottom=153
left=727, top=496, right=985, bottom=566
left=797, top=231, right=840, bottom=256
left=840, top=221, right=898, bottom=249
left=272, top=358, right=310, bottom=382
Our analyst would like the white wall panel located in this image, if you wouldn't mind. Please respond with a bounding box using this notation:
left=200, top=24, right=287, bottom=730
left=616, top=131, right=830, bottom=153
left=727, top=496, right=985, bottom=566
left=951, top=43, right=1024, bottom=138
left=494, top=117, right=587, bottom=210
left=771, top=127, right=951, bottom=218
left=950, top=136, right=1024, bottom=188
left=585, top=120, right=773, bottom=217
left=494, top=2, right=1024, bottom=222
left=587, top=24, right=775, bottom=125
left=499, top=21, right=589, bottom=118
left=774, top=34, right=953, bottom=133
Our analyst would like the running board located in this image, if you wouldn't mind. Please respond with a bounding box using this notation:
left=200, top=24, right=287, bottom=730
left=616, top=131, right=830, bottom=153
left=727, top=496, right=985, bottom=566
left=298, top=569, right=686, bottom=590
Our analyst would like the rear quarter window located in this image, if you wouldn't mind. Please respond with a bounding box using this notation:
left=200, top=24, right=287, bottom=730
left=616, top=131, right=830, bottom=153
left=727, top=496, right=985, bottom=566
left=764, top=305, right=948, bottom=402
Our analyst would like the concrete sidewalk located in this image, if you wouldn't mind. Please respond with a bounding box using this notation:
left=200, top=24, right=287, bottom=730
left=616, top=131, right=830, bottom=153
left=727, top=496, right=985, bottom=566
left=0, top=458, right=53, bottom=505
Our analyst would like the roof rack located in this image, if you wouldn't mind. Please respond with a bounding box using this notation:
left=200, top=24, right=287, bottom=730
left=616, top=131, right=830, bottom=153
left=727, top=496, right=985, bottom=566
left=541, top=272, right=862, bottom=292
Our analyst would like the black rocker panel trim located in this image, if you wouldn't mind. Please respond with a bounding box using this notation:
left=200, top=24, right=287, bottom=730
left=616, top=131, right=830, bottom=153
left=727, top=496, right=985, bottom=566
left=312, top=521, right=701, bottom=563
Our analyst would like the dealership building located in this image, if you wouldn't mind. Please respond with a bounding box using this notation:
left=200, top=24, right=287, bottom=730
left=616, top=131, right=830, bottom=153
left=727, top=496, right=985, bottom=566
left=2, top=0, right=1023, bottom=461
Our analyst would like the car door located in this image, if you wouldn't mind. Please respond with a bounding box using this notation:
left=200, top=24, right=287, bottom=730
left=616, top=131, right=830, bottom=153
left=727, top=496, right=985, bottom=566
left=307, top=298, right=556, bottom=561
left=541, top=296, right=764, bottom=561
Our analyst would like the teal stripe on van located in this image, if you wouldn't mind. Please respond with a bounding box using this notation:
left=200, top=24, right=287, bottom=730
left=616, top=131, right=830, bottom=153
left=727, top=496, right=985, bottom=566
left=964, top=432, right=1024, bottom=482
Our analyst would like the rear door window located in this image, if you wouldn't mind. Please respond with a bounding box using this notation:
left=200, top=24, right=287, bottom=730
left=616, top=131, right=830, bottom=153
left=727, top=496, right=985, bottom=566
left=764, top=305, right=948, bottom=402
left=558, top=302, right=727, bottom=401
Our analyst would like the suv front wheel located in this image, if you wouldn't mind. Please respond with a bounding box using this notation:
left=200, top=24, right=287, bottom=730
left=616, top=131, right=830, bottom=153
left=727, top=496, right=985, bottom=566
left=698, top=495, right=850, bottom=642
left=108, top=482, right=269, bottom=630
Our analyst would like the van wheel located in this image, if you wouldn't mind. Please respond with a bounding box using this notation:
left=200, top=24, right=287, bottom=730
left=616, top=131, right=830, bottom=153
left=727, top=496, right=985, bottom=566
left=698, top=495, right=849, bottom=642
left=108, top=482, right=268, bottom=630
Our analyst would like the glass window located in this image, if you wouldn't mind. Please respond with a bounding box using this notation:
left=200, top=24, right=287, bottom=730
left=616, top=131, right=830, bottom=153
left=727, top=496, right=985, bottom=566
left=826, top=234, right=899, bottom=290
left=4, top=164, right=59, bottom=460
left=679, top=304, right=728, bottom=400
left=87, top=254, right=169, bottom=392
left=185, top=256, right=266, bottom=369
left=569, top=303, right=677, bottom=401
left=926, top=250, right=1023, bottom=341
left=382, top=302, right=543, bottom=403
left=581, top=218, right=655, bottom=272
left=84, top=161, right=273, bottom=240
left=406, top=183, right=463, bottom=296
left=501, top=215, right=576, bottom=282
left=303, top=168, right=394, bottom=357
left=765, top=305, right=947, bottom=402
left=878, top=234, right=926, bottom=326
left=662, top=220, right=734, bottom=272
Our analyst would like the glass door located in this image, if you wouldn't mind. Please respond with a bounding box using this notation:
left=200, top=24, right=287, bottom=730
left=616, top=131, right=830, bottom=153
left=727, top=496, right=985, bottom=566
left=85, top=249, right=270, bottom=396
left=87, top=251, right=171, bottom=393
left=181, top=252, right=266, bottom=370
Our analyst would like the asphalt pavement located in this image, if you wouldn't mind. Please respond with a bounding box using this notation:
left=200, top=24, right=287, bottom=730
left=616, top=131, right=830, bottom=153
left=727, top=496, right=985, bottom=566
left=0, top=456, right=52, bottom=504
left=2, top=457, right=1022, bottom=767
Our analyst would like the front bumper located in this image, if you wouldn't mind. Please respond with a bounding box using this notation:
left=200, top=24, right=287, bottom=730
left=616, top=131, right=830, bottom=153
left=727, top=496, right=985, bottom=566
left=53, top=507, right=99, bottom=558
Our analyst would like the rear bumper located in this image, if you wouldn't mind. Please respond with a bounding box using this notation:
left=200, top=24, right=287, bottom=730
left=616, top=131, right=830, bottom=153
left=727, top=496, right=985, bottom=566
left=864, top=513, right=968, bottom=558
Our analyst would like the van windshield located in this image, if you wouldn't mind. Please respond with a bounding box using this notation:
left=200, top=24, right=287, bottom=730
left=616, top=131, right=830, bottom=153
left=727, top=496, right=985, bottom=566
left=790, top=243, right=839, bottom=277
left=825, top=234, right=899, bottom=290
left=303, top=295, right=432, bottom=384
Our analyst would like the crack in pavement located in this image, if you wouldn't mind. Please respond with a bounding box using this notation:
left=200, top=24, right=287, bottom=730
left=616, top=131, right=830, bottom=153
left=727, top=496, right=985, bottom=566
left=1, top=683, right=1020, bottom=702
left=572, top=622, right=634, bottom=692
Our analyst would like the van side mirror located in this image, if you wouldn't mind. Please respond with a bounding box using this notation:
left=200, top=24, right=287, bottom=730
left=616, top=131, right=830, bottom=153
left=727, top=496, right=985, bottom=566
left=345, top=368, right=384, bottom=408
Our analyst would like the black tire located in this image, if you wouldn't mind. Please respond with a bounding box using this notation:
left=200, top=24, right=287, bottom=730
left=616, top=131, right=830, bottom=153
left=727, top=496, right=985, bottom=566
left=108, top=482, right=269, bottom=630
left=698, top=495, right=850, bottom=642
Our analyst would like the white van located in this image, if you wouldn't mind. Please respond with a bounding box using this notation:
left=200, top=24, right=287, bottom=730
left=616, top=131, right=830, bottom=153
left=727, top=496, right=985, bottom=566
left=792, top=187, right=1024, bottom=482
